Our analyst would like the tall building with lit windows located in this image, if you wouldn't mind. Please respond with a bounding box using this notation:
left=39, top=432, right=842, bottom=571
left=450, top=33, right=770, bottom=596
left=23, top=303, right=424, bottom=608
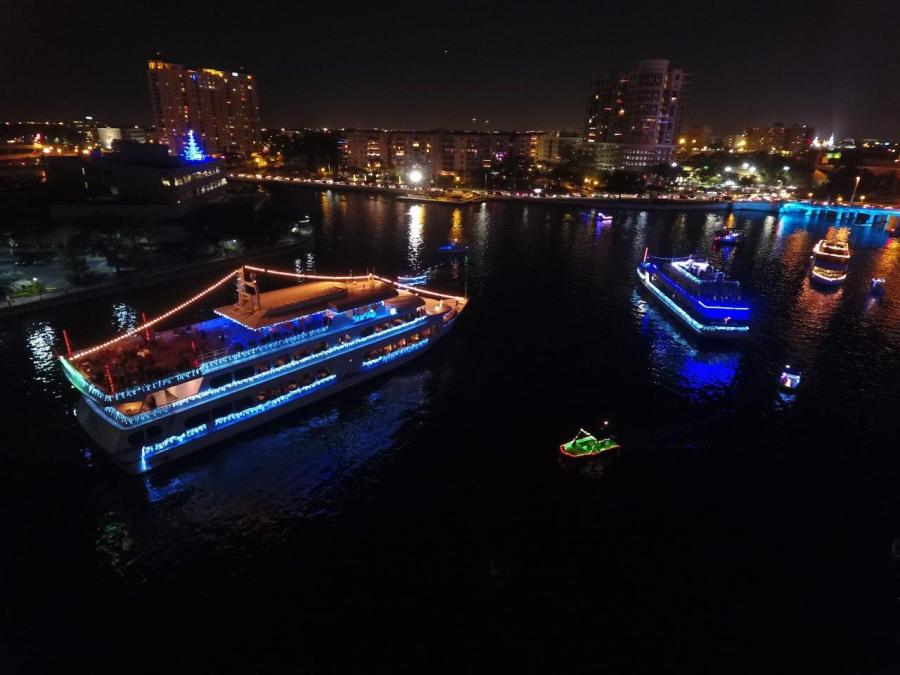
left=147, top=60, right=261, bottom=157
left=583, top=59, right=690, bottom=170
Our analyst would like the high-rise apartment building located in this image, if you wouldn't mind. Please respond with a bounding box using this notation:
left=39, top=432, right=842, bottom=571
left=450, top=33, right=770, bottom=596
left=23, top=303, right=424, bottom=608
left=147, top=60, right=261, bottom=157
left=340, top=130, right=540, bottom=181
left=583, top=59, right=690, bottom=170
left=742, top=123, right=815, bottom=154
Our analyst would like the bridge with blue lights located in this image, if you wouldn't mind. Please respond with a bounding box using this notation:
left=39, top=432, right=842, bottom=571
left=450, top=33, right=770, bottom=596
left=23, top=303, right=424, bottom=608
left=779, top=201, right=899, bottom=225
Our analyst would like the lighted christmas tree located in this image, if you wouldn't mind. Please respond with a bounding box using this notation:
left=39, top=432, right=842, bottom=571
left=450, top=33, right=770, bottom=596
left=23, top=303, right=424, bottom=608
left=182, top=129, right=206, bottom=162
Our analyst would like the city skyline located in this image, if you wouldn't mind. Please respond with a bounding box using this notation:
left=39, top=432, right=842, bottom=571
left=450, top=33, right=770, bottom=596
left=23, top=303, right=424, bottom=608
left=2, top=1, right=898, bottom=138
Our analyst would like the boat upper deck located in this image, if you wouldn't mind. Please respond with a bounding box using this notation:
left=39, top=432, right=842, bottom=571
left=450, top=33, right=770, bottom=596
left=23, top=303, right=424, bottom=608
left=214, top=279, right=399, bottom=330
left=65, top=277, right=463, bottom=402
left=813, top=240, right=850, bottom=261
left=667, top=258, right=743, bottom=304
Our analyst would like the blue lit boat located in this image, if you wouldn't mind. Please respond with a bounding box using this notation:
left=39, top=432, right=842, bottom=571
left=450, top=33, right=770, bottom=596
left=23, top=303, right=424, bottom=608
left=636, top=255, right=750, bottom=338
left=60, top=266, right=467, bottom=474
left=436, top=240, right=468, bottom=255
left=397, top=273, right=429, bottom=286
left=713, top=229, right=742, bottom=245
left=870, top=277, right=886, bottom=297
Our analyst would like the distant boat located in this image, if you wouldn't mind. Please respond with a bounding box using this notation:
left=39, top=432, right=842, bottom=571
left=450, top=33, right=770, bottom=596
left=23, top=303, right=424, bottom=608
left=713, top=229, right=742, bottom=245
left=810, top=239, right=850, bottom=287
left=559, top=425, right=619, bottom=459
left=870, top=278, right=886, bottom=297
left=397, top=273, right=429, bottom=286
left=437, top=240, right=468, bottom=255
left=291, top=216, right=313, bottom=235
left=779, top=365, right=801, bottom=392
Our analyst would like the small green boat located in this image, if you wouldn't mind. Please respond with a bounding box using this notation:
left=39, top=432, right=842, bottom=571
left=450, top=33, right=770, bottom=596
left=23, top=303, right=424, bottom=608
left=559, top=426, right=619, bottom=459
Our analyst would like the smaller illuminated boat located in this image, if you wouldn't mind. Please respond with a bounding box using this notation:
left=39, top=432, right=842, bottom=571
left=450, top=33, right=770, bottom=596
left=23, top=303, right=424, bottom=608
left=559, top=425, right=619, bottom=459
left=636, top=252, right=750, bottom=338
left=437, top=240, right=468, bottom=255
left=779, top=365, right=801, bottom=391
left=870, top=278, right=886, bottom=297
left=597, top=213, right=613, bottom=223
left=713, top=229, right=742, bottom=245
left=810, top=239, right=850, bottom=286
left=397, top=273, right=429, bottom=286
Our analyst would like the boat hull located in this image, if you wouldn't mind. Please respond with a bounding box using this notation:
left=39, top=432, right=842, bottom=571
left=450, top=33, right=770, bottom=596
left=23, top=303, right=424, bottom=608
left=74, top=315, right=460, bottom=474
left=810, top=270, right=846, bottom=287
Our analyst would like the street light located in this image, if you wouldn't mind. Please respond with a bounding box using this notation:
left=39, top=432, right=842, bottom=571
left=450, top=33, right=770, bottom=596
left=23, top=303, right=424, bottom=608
left=407, top=168, right=424, bottom=185
left=849, top=175, right=861, bottom=204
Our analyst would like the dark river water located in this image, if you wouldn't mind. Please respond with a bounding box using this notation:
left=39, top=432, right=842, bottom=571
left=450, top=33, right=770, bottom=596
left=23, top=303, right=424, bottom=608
left=3, top=188, right=900, bottom=671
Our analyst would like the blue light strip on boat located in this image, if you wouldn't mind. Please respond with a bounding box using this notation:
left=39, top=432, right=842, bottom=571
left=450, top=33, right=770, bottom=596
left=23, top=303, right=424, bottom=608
left=61, top=324, right=332, bottom=404
left=102, top=315, right=430, bottom=426
left=138, top=375, right=338, bottom=464
left=361, top=338, right=429, bottom=368
left=637, top=268, right=749, bottom=334
left=211, top=374, right=337, bottom=430
left=646, top=263, right=750, bottom=319
left=141, top=423, right=208, bottom=461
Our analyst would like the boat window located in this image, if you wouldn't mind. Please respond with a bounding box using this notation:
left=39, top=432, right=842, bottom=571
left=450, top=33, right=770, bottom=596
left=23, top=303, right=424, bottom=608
left=256, top=362, right=270, bottom=374
left=234, top=396, right=253, bottom=411
left=209, top=372, right=232, bottom=389
left=211, top=403, right=232, bottom=420
left=234, top=366, right=254, bottom=380
left=127, top=431, right=144, bottom=446
left=146, top=426, right=162, bottom=441
left=185, top=412, right=210, bottom=430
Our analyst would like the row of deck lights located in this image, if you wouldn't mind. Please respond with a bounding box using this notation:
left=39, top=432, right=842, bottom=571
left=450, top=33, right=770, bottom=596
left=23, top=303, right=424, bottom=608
left=361, top=338, right=430, bottom=368
left=104, top=315, right=430, bottom=425
left=140, top=375, right=338, bottom=462
left=62, top=266, right=463, bottom=403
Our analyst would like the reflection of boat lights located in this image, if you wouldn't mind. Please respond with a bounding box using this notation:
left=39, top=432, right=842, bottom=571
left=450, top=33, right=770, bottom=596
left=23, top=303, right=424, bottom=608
left=635, top=292, right=741, bottom=398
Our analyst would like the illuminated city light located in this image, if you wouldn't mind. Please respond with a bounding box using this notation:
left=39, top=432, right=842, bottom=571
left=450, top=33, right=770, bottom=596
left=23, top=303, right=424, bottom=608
left=182, top=129, right=207, bottom=162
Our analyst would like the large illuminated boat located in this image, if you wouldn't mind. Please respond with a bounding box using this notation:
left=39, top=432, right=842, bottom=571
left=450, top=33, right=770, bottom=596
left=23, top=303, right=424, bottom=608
left=810, top=239, right=850, bottom=287
left=60, top=266, right=467, bottom=474
left=636, top=254, right=750, bottom=338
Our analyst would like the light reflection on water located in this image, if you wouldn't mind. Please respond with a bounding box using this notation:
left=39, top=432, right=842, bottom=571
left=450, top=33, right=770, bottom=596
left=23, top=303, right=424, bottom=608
left=634, top=292, right=741, bottom=402
left=26, top=321, right=61, bottom=396
left=10, top=193, right=900, bottom=587
left=98, top=369, right=432, bottom=579
left=407, top=205, right=424, bottom=271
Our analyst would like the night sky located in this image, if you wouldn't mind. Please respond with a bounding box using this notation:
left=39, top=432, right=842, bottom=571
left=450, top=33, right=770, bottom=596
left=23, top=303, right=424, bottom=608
left=2, top=0, right=897, bottom=137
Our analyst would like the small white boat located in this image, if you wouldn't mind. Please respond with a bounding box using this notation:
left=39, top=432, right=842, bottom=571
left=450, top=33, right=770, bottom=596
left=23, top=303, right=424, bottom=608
left=870, top=278, right=886, bottom=296
left=779, top=365, right=801, bottom=391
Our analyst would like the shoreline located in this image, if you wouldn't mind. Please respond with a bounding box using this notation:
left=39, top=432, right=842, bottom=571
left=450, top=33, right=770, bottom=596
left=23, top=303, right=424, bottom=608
left=0, top=238, right=310, bottom=321
left=230, top=173, right=783, bottom=212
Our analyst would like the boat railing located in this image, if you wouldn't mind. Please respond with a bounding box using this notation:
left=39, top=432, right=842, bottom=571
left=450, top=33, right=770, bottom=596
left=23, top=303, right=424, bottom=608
left=101, top=313, right=432, bottom=426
